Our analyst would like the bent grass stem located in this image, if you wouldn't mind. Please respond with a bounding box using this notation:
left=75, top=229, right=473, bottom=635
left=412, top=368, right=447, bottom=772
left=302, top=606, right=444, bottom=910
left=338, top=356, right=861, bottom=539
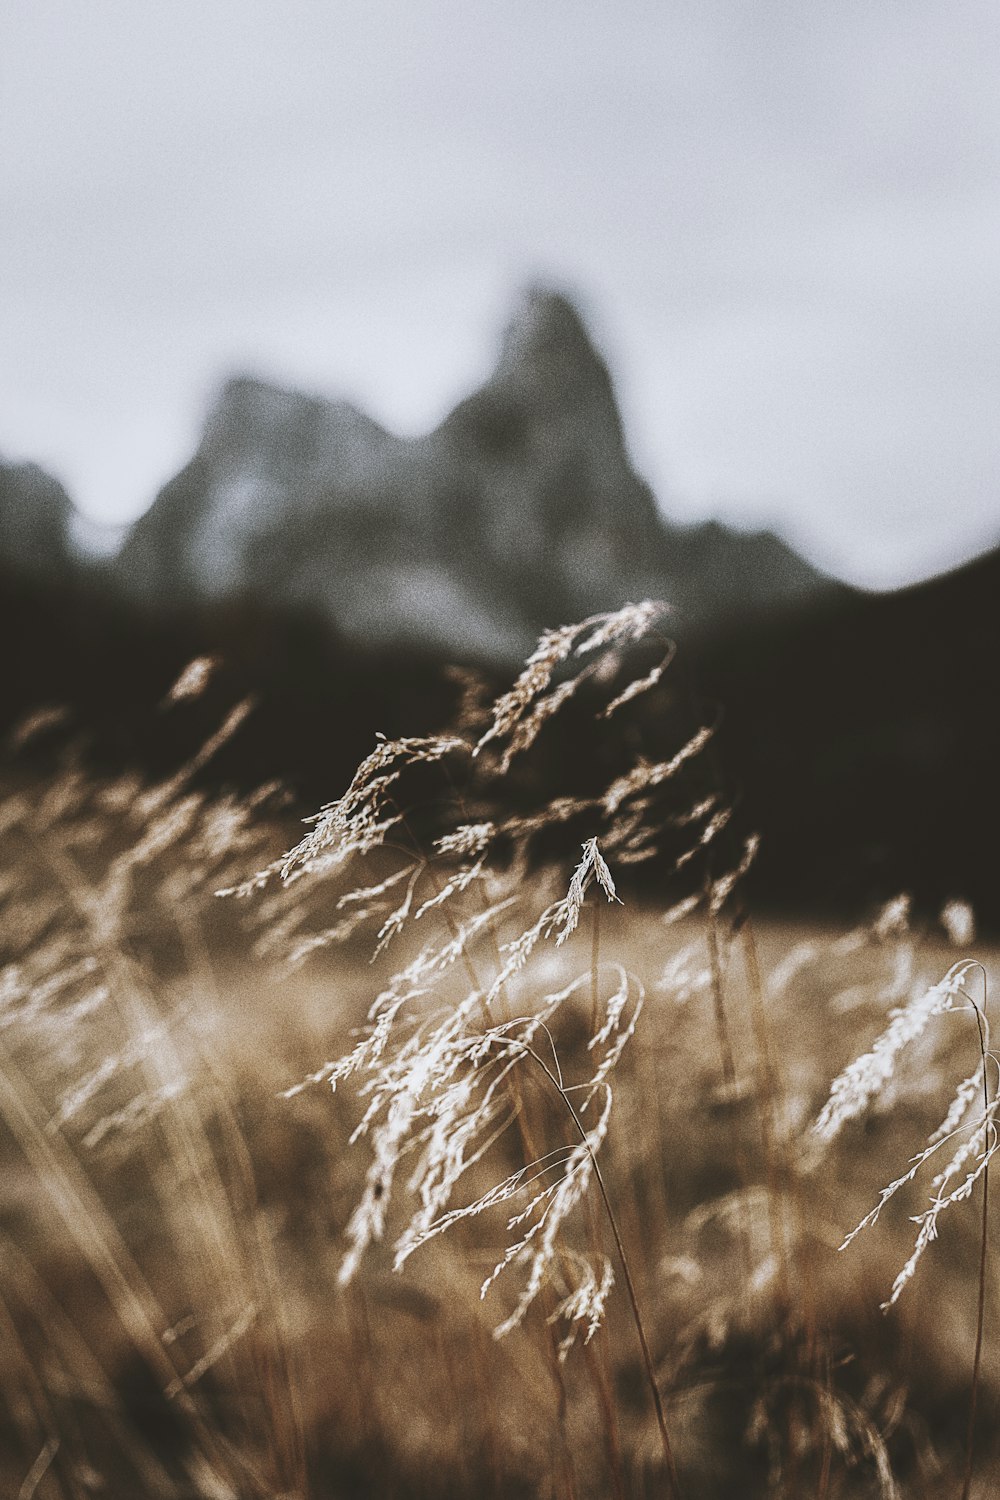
left=497, top=1037, right=683, bottom=1500
left=960, top=966, right=991, bottom=1500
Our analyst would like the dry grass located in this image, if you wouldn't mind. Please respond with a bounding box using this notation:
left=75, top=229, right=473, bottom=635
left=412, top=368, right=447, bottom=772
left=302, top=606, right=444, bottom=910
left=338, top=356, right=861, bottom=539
left=0, top=610, right=997, bottom=1499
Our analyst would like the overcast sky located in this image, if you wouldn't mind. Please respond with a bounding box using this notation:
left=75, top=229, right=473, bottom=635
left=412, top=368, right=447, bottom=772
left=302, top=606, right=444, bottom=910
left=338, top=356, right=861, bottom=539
left=3, top=1, right=999, bottom=587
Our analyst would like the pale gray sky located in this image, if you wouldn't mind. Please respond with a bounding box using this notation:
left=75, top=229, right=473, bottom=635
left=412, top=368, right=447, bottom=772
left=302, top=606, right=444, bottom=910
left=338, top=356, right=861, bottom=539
left=3, top=1, right=999, bottom=587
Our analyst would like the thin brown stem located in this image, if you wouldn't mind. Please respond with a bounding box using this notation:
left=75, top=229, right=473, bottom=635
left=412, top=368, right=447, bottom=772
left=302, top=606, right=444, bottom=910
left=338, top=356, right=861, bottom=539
left=434, top=858, right=585, bottom=1500
left=705, top=908, right=737, bottom=1092
left=960, top=969, right=991, bottom=1500
left=584, top=879, right=624, bottom=1489
left=581, top=1325, right=627, bottom=1500
left=509, top=1041, right=683, bottom=1499
left=738, top=913, right=790, bottom=1298
left=815, top=1349, right=834, bottom=1500
left=590, top=900, right=601, bottom=1035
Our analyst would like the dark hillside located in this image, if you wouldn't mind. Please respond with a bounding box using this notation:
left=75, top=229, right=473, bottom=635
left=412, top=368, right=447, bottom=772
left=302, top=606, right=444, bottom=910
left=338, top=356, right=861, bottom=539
left=699, top=545, right=1000, bottom=921
left=3, top=544, right=998, bottom=927
left=0, top=565, right=458, bottom=801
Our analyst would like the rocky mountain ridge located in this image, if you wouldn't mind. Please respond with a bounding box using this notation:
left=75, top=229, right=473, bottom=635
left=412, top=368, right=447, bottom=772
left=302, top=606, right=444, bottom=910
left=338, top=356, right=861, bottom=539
left=97, top=287, right=830, bottom=660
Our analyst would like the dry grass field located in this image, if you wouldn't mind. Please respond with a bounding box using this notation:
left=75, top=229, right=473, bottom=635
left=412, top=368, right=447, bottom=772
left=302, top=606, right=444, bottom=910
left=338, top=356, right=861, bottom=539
left=1, top=607, right=997, bottom=1499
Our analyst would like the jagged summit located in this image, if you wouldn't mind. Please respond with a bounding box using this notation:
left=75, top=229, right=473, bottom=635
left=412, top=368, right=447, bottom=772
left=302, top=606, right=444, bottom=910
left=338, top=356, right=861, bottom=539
left=441, top=286, right=627, bottom=459
left=427, top=292, right=665, bottom=635
left=110, top=287, right=832, bottom=659
left=493, top=288, right=612, bottom=399
left=117, top=371, right=407, bottom=606
left=200, top=375, right=390, bottom=467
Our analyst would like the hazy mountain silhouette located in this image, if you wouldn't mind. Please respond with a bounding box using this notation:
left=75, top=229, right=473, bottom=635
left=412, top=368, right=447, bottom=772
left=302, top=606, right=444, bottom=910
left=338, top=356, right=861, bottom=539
left=115, top=289, right=828, bottom=658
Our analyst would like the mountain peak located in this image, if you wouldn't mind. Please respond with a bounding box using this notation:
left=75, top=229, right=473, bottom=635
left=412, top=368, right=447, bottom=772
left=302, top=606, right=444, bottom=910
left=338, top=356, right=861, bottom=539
left=200, top=375, right=387, bottom=468
left=491, top=287, right=611, bottom=405
left=498, top=287, right=598, bottom=363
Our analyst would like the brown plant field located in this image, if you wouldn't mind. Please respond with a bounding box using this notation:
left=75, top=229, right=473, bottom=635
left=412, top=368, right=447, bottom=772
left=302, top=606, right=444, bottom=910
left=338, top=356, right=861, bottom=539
left=1, top=609, right=997, bottom=1499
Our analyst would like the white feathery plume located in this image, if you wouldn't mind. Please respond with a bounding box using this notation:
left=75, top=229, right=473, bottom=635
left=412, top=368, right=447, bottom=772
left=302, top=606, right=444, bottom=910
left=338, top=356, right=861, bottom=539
left=475, top=602, right=669, bottom=765
left=279, top=735, right=466, bottom=881
left=548, top=1254, right=616, bottom=1359
left=814, top=961, right=979, bottom=1144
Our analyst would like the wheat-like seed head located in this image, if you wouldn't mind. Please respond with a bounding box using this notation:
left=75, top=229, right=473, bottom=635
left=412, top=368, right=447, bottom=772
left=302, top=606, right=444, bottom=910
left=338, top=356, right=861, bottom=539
left=814, top=961, right=980, bottom=1144
left=251, top=602, right=763, bottom=1362
left=817, top=957, right=995, bottom=1313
